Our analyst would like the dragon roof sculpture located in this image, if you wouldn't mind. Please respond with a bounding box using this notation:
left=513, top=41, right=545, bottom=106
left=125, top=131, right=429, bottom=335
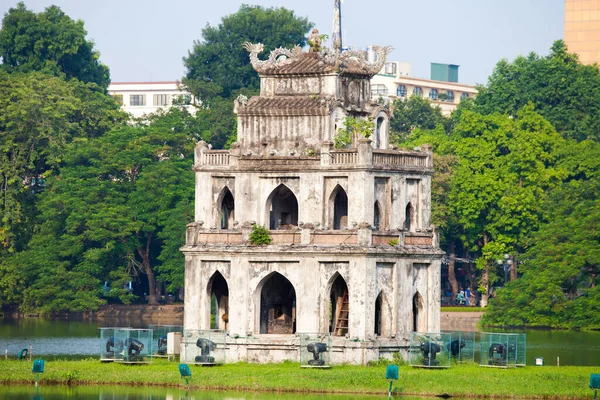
left=243, top=40, right=393, bottom=77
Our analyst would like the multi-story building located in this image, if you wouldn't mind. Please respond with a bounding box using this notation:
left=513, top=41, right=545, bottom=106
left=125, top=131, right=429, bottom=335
left=564, top=0, right=600, bottom=65
left=107, top=81, right=196, bottom=118
left=371, top=61, right=478, bottom=115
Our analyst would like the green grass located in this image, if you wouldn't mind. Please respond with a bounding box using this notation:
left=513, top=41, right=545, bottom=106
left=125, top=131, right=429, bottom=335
left=0, top=358, right=597, bottom=398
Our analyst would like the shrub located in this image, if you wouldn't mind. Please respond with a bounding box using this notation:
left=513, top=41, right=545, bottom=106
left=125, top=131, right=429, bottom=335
left=249, top=224, right=272, bottom=246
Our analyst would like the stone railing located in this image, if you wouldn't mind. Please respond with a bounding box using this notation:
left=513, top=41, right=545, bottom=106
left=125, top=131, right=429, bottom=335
left=186, top=223, right=434, bottom=248
left=330, top=150, right=358, bottom=165
left=198, top=150, right=230, bottom=166
left=372, top=150, right=429, bottom=168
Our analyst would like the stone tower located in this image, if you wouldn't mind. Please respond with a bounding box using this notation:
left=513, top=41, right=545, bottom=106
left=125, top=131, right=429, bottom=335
left=181, top=35, right=443, bottom=364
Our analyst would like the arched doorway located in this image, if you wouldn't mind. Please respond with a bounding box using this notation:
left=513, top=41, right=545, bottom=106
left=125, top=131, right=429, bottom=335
left=330, top=185, right=348, bottom=230
left=329, top=274, right=349, bottom=336
left=267, top=184, right=298, bottom=230
left=207, top=271, right=229, bottom=330
left=219, top=187, right=234, bottom=229
left=404, top=202, right=414, bottom=232
left=374, top=292, right=383, bottom=336
left=413, top=292, right=424, bottom=332
left=259, top=272, right=296, bottom=334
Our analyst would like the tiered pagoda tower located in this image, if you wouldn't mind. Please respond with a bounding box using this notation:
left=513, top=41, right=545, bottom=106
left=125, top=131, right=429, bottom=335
left=181, top=30, right=443, bottom=364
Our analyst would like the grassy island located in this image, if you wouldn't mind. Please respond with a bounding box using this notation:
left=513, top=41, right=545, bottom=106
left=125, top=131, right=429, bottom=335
left=0, top=359, right=597, bottom=398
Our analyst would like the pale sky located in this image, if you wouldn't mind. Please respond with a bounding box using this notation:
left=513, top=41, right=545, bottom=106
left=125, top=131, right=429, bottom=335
left=0, top=0, right=564, bottom=86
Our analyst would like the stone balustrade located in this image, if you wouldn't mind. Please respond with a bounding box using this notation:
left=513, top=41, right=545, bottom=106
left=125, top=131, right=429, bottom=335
left=185, top=222, right=434, bottom=248
left=193, top=140, right=433, bottom=170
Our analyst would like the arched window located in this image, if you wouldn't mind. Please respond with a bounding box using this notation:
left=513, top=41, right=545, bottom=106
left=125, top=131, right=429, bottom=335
left=460, top=92, right=470, bottom=101
left=413, top=87, right=423, bottom=97
left=219, top=187, right=234, bottom=229
left=330, top=185, right=348, bottom=230
left=374, top=201, right=382, bottom=230
left=396, top=85, right=407, bottom=98
left=375, top=117, right=384, bottom=149
left=413, top=292, right=424, bottom=332
left=207, top=271, right=229, bottom=330
left=446, top=90, right=455, bottom=102
left=267, top=184, right=298, bottom=230
left=329, top=274, right=349, bottom=336
left=404, top=202, right=414, bottom=232
left=429, top=89, right=438, bottom=100
left=374, top=292, right=383, bottom=336
left=259, top=272, right=296, bottom=334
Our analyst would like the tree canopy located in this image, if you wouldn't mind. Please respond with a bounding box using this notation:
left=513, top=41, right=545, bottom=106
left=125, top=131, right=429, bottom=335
left=183, top=4, right=312, bottom=98
left=4, top=108, right=196, bottom=312
left=474, top=40, right=600, bottom=142
left=0, top=2, right=110, bottom=89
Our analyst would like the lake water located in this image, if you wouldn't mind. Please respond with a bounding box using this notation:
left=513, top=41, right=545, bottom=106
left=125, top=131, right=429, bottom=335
left=0, top=317, right=599, bottom=365
left=0, top=385, right=384, bottom=400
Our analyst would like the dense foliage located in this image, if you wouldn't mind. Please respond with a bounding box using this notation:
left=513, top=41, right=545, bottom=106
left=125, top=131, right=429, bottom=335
left=391, top=41, right=600, bottom=323
left=0, top=2, right=111, bottom=89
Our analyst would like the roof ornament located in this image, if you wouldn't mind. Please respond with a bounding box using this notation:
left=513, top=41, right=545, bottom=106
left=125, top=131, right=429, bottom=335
left=242, top=42, right=302, bottom=73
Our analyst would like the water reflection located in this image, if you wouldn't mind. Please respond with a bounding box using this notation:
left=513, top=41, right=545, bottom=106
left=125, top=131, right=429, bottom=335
left=0, top=385, right=384, bottom=400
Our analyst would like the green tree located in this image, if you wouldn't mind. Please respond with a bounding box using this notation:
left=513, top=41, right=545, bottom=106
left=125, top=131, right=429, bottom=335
left=0, top=2, right=110, bottom=89
left=390, top=96, right=451, bottom=144
left=483, top=177, right=600, bottom=328
left=474, top=40, right=600, bottom=142
left=183, top=4, right=312, bottom=98
left=0, top=70, right=124, bottom=254
left=11, top=108, right=196, bottom=312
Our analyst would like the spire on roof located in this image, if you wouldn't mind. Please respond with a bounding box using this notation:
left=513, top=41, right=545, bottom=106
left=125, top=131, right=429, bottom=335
left=332, top=0, right=342, bottom=53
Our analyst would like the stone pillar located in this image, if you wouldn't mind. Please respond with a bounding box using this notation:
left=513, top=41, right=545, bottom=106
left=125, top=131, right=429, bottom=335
left=357, top=138, right=373, bottom=166
left=194, top=140, right=208, bottom=165
left=320, top=141, right=333, bottom=166
left=357, top=222, right=372, bottom=246
left=229, top=142, right=240, bottom=167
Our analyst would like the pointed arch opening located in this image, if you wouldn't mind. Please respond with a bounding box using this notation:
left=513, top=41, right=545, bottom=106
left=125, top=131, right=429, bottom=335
left=375, top=117, right=384, bottom=149
left=329, top=185, right=348, bottom=230
left=374, top=292, right=383, bottom=336
left=259, top=272, right=296, bottom=334
left=329, top=273, right=349, bottom=336
left=267, top=184, right=298, bottom=230
left=413, top=292, right=424, bottom=332
left=219, top=187, right=235, bottom=229
left=207, top=271, right=229, bottom=330
left=374, top=201, right=382, bottom=230
left=404, top=202, right=414, bottom=232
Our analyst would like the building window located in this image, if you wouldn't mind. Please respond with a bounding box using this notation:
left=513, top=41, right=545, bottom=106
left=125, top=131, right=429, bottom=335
left=153, top=94, right=169, bottom=106
left=396, top=85, right=407, bottom=98
left=429, top=89, right=438, bottom=101
left=413, top=87, right=423, bottom=97
left=130, top=94, right=146, bottom=106
left=446, top=90, right=455, bottom=102
left=460, top=93, right=470, bottom=101
left=384, top=62, right=397, bottom=75
left=371, top=84, right=388, bottom=96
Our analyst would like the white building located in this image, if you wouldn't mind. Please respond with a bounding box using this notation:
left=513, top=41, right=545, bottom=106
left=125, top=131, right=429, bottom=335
left=371, top=61, right=478, bottom=115
left=107, top=81, right=196, bottom=118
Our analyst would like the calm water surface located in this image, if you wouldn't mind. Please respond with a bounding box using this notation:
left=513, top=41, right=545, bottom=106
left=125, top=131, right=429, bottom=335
left=0, top=317, right=598, bottom=365
left=0, top=385, right=386, bottom=400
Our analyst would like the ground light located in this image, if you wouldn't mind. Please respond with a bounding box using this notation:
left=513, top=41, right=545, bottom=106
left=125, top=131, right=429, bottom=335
left=32, top=359, right=44, bottom=387
left=179, top=363, right=192, bottom=388
left=591, top=374, right=600, bottom=400
left=386, top=364, right=398, bottom=397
